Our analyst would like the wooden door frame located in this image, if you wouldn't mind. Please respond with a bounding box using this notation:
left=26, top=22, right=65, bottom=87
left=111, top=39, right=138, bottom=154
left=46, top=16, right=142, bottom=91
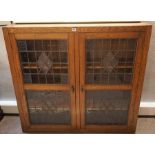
left=78, top=31, right=147, bottom=132
left=3, top=29, right=76, bottom=132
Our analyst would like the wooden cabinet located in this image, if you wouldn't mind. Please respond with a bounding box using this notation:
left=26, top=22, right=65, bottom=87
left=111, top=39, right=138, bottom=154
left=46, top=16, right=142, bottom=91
left=3, top=22, right=152, bottom=133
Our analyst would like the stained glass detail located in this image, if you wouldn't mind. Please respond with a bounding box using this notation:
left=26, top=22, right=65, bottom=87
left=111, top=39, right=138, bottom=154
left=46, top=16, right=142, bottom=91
left=17, top=40, right=68, bottom=84
left=85, top=39, right=137, bottom=84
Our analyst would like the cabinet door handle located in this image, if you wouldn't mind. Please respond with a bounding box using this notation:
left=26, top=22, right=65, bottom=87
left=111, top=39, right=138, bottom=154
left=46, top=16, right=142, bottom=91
left=81, top=85, right=84, bottom=92
left=71, top=85, right=75, bottom=92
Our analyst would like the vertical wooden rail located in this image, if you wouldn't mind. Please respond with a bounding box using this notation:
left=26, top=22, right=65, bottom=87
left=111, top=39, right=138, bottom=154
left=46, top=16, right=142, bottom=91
left=0, top=106, right=4, bottom=121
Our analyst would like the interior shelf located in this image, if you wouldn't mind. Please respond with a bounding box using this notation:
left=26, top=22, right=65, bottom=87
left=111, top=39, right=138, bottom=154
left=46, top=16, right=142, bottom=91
left=86, top=64, right=133, bottom=69
left=23, top=64, right=133, bottom=70
left=22, top=63, right=68, bottom=70
left=29, top=107, right=70, bottom=113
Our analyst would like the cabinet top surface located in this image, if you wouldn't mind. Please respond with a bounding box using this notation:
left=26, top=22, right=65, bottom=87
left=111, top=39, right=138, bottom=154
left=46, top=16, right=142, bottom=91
left=4, top=22, right=151, bottom=28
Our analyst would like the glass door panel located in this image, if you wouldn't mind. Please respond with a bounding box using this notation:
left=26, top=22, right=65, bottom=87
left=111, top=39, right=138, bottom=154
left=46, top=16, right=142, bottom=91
left=80, top=33, right=139, bottom=128
left=85, top=90, right=131, bottom=125
left=17, top=40, right=68, bottom=84
left=85, top=39, right=137, bottom=85
left=16, top=34, right=75, bottom=128
left=26, top=90, right=71, bottom=124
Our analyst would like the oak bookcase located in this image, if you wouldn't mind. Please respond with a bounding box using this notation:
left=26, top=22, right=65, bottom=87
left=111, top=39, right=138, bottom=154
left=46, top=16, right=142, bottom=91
left=3, top=22, right=152, bottom=133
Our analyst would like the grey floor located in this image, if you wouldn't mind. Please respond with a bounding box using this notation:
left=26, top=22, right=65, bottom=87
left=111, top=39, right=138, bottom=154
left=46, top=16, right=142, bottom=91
left=0, top=116, right=155, bottom=134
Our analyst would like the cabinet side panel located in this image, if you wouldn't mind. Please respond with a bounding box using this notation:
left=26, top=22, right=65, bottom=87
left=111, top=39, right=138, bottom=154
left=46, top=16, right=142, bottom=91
left=3, top=28, right=30, bottom=131
left=132, top=26, right=152, bottom=131
left=127, top=33, right=145, bottom=128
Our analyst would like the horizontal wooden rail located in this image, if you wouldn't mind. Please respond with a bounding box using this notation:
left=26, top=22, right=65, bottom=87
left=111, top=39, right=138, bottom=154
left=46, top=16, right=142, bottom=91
left=83, top=85, right=132, bottom=90
left=24, top=84, right=70, bottom=90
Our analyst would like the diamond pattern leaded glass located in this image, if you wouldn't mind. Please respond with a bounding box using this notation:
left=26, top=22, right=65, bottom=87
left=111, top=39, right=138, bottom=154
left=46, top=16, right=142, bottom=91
left=85, top=39, right=137, bottom=84
left=26, top=90, right=71, bottom=124
left=85, top=90, right=131, bottom=125
left=17, top=40, right=68, bottom=84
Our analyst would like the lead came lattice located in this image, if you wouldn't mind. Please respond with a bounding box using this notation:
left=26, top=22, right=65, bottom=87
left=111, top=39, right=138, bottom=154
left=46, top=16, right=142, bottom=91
left=85, top=90, right=131, bottom=125
left=17, top=40, right=68, bottom=84
left=85, top=39, right=137, bottom=84
left=26, top=90, right=71, bottom=124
